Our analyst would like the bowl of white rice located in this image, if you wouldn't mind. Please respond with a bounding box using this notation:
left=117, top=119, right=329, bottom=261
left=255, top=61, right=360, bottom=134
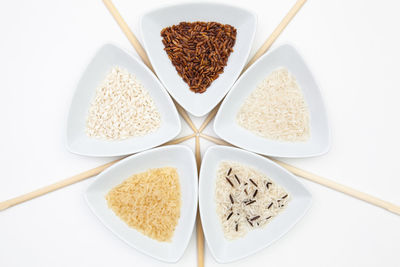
left=66, top=43, right=181, bottom=157
left=199, top=145, right=312, bottom=263
left=214, top=44, right=331, bottom=158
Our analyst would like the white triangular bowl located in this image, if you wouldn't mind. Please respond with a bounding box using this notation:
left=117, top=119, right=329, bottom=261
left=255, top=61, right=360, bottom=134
left=66, top=43, right=181, bottom=157
left=140, top=2, right=257, bottom=116
left=199, top=145, right=312, bottom=263
left=85, top=145, right=198, bottom=263
left=214, top=44, right=331, bottom=158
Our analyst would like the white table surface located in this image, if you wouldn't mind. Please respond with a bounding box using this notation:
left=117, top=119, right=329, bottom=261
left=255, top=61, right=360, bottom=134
left=1, top=0, right=399, bottom=266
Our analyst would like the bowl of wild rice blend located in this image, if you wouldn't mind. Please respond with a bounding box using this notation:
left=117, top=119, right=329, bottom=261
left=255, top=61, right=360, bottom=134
left=140, top=2, right=257, bottom=116
left=199, top=146, right=312, bottom=263
left=66, top=43, right=181, bottom=157
left=85, top=145, right=198, bottom=263
left=214, top=44, right=331, bottom=158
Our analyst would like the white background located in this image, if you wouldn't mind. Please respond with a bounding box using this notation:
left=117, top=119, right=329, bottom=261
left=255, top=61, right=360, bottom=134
left=1, top=0, right=399, bottom=266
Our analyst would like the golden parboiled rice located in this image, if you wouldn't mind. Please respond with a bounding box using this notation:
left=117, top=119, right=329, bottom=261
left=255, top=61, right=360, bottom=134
left=236, top=67, right=310, bottom=142
left=106, top=167, right=181, bottom=242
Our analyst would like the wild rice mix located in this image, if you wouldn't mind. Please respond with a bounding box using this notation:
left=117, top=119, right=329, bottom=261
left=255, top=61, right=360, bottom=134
left=216, top=161, right=290, bottom=240
left=161, top=21, right=237, bottom=93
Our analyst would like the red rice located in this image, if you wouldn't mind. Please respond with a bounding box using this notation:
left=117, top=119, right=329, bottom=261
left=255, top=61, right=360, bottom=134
left=161, top=21, right=237, bottom=93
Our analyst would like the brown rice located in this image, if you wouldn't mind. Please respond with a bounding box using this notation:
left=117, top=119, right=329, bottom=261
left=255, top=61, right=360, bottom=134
left=161, top=21, right=237, bottom=93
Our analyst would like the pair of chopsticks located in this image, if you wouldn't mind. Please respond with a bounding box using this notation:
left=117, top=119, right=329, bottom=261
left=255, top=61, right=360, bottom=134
left=1, top=0, right=399, bottom=266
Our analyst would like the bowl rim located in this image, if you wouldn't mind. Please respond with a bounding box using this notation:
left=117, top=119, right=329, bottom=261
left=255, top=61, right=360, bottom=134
left=65, top=42, right=181, bottom=157
left=214, top=42, right=332, bottom=158
left=139, top=1, right=258, bottom=116
left=139, top=1, right=258, bottom=22
left=198, top=145, right=312, bottom=263
left=85, top=144, right=198, bottom=263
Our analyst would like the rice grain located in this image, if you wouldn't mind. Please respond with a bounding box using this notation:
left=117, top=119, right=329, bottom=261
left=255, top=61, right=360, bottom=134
left=86, top=66, right=161, bottom=140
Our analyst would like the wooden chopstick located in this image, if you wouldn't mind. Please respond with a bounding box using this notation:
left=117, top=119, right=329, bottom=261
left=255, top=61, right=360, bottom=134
left=195, top=135, right=204, bottom=267
left=198, top=103, right=221, bottom=133
left=199, top=133, right=228, bottom=145
left=174, top=100, right=198, bottom=133
left=102, top=0, right=153, bottom=72
left=242, top=0, right=307, bottom=72
left=196, top=0, right=308, bottom=134
left=199, top=133, right=400, bottom=216
left=270, top=160, right=400, bottom=215
left=0, top=158, right=123, bottom=211
left=0, top=134, right=195, bottom=211
left=102, top=0, right=198, bottom=133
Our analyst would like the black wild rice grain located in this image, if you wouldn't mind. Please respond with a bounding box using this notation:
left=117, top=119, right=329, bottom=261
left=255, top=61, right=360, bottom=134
left=234, top=174, right=241, bottom=184
left=249, top=179, right=258, bottom=187
left=225, top=177, right=234, bottom=187
left=245, top=200, right=256, bottom=206
left=250, top=215, right=260, bottom=221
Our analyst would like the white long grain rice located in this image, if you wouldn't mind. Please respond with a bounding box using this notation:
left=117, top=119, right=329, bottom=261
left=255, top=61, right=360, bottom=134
left=86, top=66, right=161, bottom=140
left=236, top=67, right=310, bottom=142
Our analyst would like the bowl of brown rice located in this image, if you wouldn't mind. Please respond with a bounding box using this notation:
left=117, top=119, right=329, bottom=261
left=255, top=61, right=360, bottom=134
left=140, top=2, right=257, bottom=116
